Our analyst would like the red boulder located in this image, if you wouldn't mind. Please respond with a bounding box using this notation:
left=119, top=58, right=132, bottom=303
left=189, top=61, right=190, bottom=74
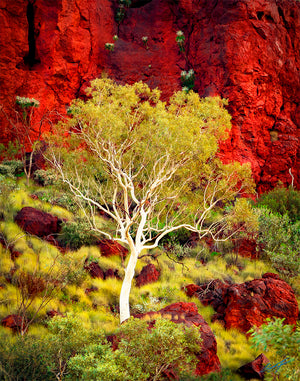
left=105, top=268, right=120, bottom=279
left=136, top=263, right=160, bottom=287
left=222, top=273, right=299, bottom=333
left=185, top=274, right=299, bottom=334
left=1, top=314, right=26, bottom=332
left=15, top=207, right=62, bottom=237
left=84, top=261, right=104, bottom=279
left=97, top=239, right=128, bottom=258
left=46, top=310, right=64, bottom=318
left=238, top=353, right=270, bottom=379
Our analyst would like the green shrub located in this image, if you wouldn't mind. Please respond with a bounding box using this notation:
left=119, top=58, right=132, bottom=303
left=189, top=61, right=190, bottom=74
left=249, top=318, right=300, bottom=380
left=117, top=318, right=201, bottom=380
left=256, top=186, right=300, bottom=223
left=0, top=331, right=53, bottom=381
left=54, top=193, right=79, bottom=213
left=69, top=317, right=201, bottom=381
left=179, top=368, right=243, bottom=380
left=46, top=315, right=99, bottom=380
left=258, top=208, right=300, bottom=276
left=0, top=160, right=23, bottom=177
left=33, top=169, right=57, bottom=186
left=0, top=175, right=18, bottom=220
left=57, top=219, right=98, bottom=250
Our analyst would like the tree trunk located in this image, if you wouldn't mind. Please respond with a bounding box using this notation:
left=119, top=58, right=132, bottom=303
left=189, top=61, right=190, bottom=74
left=119, top=247, right=139, bottom=323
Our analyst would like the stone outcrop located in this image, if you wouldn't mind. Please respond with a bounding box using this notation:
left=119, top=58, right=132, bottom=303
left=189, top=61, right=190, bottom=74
left=135, top=302, right=221, bottom=376
left=97, top=239, right=128, bottom=258
left=1, top=314, right=25, bottom=332
left=136, top=263, right=160, bottom=287
left=15, top=206, right=62, bottom=237
left=84, top=261, right=105, bottom=279
left=184, top=273, right=299, bottom=333
left=0, top=0, right=299, bottom=191
left=84, top=260, right=120, bottom=279
left=238, top=353, right=270, bottom=380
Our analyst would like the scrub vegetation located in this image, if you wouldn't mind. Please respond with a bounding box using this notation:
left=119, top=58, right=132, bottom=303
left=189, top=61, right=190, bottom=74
left=0, top=80, right=299, bottom=380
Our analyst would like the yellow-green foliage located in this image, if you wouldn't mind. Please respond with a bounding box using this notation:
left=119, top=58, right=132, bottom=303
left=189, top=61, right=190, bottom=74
left=195, top=303, right=215, bottom=323
left=63, top=285, right=93, bottom=309
left=0, top=221, right=28, bottom=254
left=77, top=308, right=119, bottom=334
left=0, top=244, right=14, bottom=275
left=8, top=188, right=73, bottom=221
left=27, top=324, right=49, bottom=338
left=0, top=284, right=18, bottom=319
left=238, top=258, right=276, bottom=282
left=211, top=321, right=259, bottom=369
left=41, top=203, right=73, bottom=220
left=76, top=245, right=101, bottom=260
left=8, top=189, right=36, bottom=213
left=89, top=278, right=122, bottom=307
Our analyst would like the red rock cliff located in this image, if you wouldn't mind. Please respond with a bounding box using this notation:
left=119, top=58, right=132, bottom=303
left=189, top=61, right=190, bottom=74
left=0, top=0, right=299, bottom=191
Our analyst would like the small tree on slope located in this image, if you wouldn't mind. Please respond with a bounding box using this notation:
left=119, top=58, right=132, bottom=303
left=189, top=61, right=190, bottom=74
left=46, top=78, right=256, bottom=323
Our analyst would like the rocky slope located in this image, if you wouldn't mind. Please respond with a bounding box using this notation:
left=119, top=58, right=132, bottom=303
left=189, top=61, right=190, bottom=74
left=0, top=0, right=299, bottom=191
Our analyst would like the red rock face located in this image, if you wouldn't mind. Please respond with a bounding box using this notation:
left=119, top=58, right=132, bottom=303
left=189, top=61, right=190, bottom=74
left=135, top=302, right=221, bottom=377
left=0, top=0, right=299, bottom=191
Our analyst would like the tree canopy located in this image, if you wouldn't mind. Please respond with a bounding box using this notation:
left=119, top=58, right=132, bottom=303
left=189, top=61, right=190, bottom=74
left=47, top=78, right=257, bottom=322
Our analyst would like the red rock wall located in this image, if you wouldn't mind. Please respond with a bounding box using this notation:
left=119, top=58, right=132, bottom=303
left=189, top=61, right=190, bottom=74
left=0, top=0, right=299, bottom=191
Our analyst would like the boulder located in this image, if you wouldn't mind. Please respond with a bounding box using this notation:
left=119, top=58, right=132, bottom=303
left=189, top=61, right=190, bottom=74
left=185, top=274, right=299, bottom=333
left=1, top=314, right=26, bottom=332
left=84, top=261, right=104, bottom=279
left=85, top=285, right=99, bottom=294
left=105, top=268, right=120, bottom=279
left=136, top=263, right=160, bottom=287
left=97, top=239, right=128, bottom=258
left=222, top=273, right=299, bottom=333
left=15, top=207, right=62, bottom=237
left=238, top=353, right=270, bottom=379
left=46, top=310, right=64, bottom=318
left=135, top=302, right=221, bottom=377
left=183, top=279, right=231, bottom=314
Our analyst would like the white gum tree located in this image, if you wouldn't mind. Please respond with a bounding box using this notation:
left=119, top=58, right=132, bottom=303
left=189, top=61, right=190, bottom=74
left=47, top=78, right=256, bottom=323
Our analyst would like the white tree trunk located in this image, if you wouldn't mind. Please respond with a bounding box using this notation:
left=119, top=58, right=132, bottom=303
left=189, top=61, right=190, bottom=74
left=119, top=247, right=139, bottom=323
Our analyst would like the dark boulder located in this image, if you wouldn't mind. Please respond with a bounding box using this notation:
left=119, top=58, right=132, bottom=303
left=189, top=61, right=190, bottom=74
left=15, top=207, right=62, bottom=237
left=136, top=263, right=160, bottom=287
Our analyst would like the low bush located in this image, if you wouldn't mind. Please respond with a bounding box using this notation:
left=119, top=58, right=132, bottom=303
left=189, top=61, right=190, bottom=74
left=0, top=160, right=23, bottom=177
left=255, top=186, right=300, bottom=223
left=33, top=169, right=57, bottom=186
left=0, top=330, right=53, bottom=381
left=258, top=208, right=300, bottom=276
left=57, top=219, right=99, bottom=250
left=69, top=317, right=201, bottom=381
left=249, top=318, right=300, bottom=381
